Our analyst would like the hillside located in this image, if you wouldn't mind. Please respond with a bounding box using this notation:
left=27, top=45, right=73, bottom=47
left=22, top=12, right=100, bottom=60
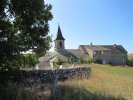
left=128, top=53, right=133, bottom=59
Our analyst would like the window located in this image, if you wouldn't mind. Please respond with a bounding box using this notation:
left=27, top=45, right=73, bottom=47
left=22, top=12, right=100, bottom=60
left=97, top=51, right=101, bottom=55
left=93, top=51, right=101, bottom=55
left=59, top=41, right=62, bottom=47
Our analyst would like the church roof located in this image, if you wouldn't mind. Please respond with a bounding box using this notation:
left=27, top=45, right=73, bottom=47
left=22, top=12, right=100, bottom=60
left=79, top=45, right=127, bottom=54
left=55, top=25, right=65, bottom=40
left=38, top=52, right=58, bottom=62
left=86, top=45, right=110, bottom=51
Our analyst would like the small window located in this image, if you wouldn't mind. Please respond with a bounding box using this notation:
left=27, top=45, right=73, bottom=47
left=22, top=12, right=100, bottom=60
left=97, top=51, right=101, bottom=55
left=94, top=51, right=101, bottom=55
left=59, top=41, right=62, bottom=47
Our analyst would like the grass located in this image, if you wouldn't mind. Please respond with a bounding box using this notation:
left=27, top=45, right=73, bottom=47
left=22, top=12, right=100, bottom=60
left=57, top=64, right=133, bottom=100
left=91, top=64, right=133, bottom=78
left=0, top=64, right=133, bottom=100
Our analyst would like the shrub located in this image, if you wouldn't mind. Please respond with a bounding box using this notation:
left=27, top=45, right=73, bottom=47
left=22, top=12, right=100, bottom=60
left=55, top=57, right=63, bottom=65
left=68, top=56, right=74, bottom=64
left=93, top=58, right=102, bottom=64
left=78, top=57, right=84, bottom=64
left=109, top=61, right=113, bottom=65
left=0, top=54, right=38, bottom=71
left=87, top=58, right=93, bottom=64
left=20, top=54, right=38, bottom=68
left=128, top=58, right=133, bottom=67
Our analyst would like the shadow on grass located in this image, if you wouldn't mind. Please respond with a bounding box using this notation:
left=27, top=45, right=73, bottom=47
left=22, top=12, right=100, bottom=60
left=0, top=83, right=125, bottom=100
left=56, top=85, right=125, bottom=100
left=0, top=83, right=51, bottom=100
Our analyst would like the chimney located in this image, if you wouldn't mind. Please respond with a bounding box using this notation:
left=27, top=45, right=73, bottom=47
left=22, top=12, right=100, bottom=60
left=90, top=42, right=93, bottom=46
left=114, top=44, right=117, bottom=48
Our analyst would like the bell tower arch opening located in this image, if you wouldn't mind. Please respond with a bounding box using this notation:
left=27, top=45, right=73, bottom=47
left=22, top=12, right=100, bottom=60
left=59, top=41, right=62, bottom=48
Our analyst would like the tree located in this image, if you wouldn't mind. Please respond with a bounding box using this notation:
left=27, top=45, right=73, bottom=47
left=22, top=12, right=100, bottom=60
left=0, top=0, right=53, bottom=70
left=19, top=54, right=38, bottom=68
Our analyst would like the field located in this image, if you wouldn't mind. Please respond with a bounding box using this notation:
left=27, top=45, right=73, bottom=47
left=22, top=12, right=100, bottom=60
left=128, top=53, right=133, bottom=59
left=57, top=64, right=133, bottom=100
left=0, top=64, right=133, bottom=100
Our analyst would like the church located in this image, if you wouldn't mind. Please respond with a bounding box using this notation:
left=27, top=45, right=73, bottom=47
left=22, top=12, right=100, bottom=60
left=38, top=25, right=128, bottom=69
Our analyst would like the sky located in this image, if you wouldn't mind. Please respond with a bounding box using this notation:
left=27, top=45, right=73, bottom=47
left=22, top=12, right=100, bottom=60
left=45, top=0, right=133, bottom=53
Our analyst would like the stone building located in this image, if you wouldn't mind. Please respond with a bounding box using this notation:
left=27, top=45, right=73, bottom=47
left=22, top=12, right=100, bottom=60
left=78, top=44, right=128, bottom=65
left=38, top=25, right=128, bottom=69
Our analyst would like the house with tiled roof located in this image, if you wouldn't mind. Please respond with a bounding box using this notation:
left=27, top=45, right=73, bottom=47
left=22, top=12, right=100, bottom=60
left=38, top=25, right=128, bottom=69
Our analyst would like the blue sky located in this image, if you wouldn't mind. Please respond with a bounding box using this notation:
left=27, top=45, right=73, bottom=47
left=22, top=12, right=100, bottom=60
left=45, top=0, right=133, bottom=53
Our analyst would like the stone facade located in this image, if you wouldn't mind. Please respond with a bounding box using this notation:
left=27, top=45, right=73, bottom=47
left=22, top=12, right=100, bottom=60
left=79, top=45, right=128, bottom=65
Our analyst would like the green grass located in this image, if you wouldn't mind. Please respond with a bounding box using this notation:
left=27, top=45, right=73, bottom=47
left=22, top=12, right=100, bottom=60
left=92, top=64, right=133, bottom=78
left=57, top=64, right=133, bottom=100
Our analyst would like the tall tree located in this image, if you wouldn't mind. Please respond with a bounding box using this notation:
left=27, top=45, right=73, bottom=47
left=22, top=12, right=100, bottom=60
left=0, top=0, right=53, bottom=70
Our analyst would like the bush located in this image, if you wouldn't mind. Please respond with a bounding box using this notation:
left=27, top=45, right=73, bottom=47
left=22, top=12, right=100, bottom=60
left=0, top=54, right=38, bottom=71
left=93, top=58, right=102, bottom=64
left=109, top=61, right=113, bottom=65
left=78, top=57, right=84, bottom=64
left=128, top=58, right=133, bottom=67
left=87, top=58, right=93, bottom=64
left=55, top=57, right=63, bottom=65
left=68, top=56, right=74, bottom=64
left=20, top=54, right=38, bottom=68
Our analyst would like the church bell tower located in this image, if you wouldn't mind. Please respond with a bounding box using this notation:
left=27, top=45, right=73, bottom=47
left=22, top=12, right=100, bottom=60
left=54, top=25, right=65, bottom=51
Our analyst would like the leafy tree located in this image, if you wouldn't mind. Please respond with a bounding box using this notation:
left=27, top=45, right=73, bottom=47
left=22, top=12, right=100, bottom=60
left=0, top=0, right=53, bottom=70
left=28, top=54, right=38, bottom=67
left=19, top=54, right=38, bottom=68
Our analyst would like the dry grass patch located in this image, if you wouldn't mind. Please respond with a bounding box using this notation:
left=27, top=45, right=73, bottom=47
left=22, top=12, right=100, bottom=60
left=64, top=64, right=133, bottom=100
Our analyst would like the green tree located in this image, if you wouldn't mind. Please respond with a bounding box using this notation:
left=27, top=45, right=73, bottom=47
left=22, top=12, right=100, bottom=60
left=19, top=54, right=38, bottom=68
left=28, top=54, right=38, bottom=67
left=0, top=0, right=53, bottom=70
